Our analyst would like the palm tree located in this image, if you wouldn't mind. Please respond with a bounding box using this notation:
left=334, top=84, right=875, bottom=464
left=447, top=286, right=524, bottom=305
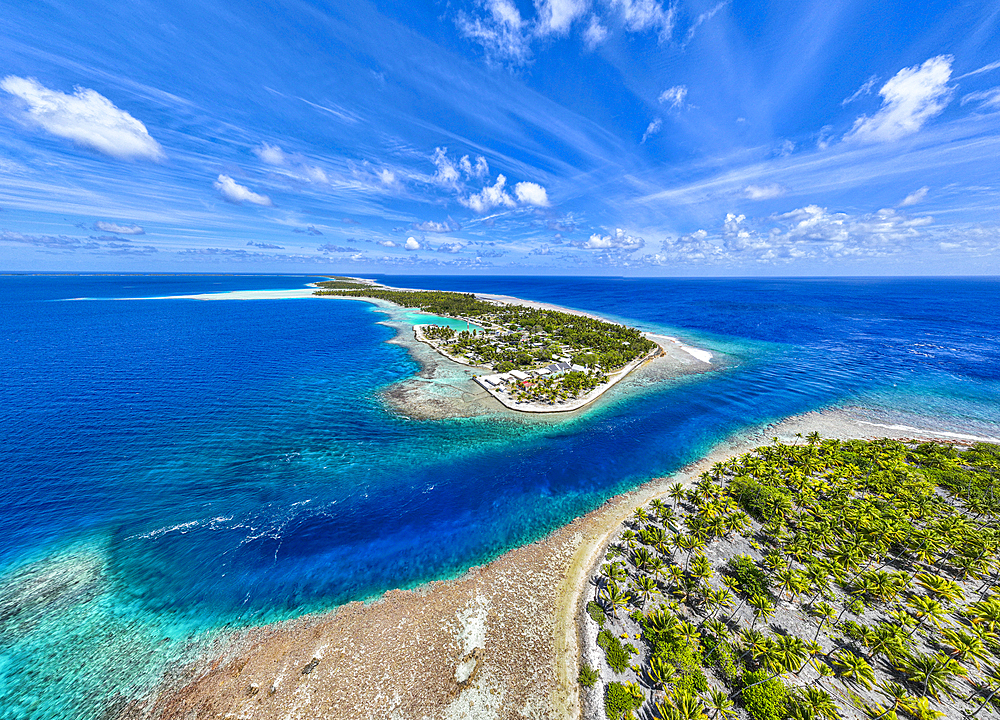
left=811, top=602, right=837, bottom=643
left=868, top=681, right=916, bottom=720
left=831, top=649, right=876, bottom=691
left=906, top=595, right=950, bottom=637
left=736, top=627, right=767, bottom=664
left=792, top=686, right=839, bottom=720
left=602, top=581, right=629, bottom=619
left=897, top=652, right=966, bottom=700
left=702, top=617, right=729, bottom=641
left=940, top=627, right=990, bottom=669
left=915, top=572, right=964, bottom=606
left=965, top=663, right=1000, bottom=718
left=704, top=688, right=737, bottom=720
left=669, top=482, right=685, bottom=508
left=634, top=575, right=659, bottom=608
left=749, top=594, right=775, bottom=629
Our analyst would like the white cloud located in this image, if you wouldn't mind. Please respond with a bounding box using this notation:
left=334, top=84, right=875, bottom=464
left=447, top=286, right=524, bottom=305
left=254, top=143, right=286, bottom=165
left=379, top=169, right=396, bottom=185
left=93, top=221, right=145, bottom=235
left=960, top=87, right=1000, bottom=108
left=0, top=76, right=164, bottom=161
left=683, top=0, right=728, bottom=44
left=846, top=56, right=954, bottom=143
left=535, top=0, right=589, bottom=35
left=379, top=240, right=398, bottom=247
left=842, top=75, right=878, bottom=106
left=457, top=0, right=533, bottom=66
left=658, top=85, right=687, bottom=109
left=610, top=0, right=675, bottom=40
left=899, top=186, right=929, bottom=207
left=514, top=181, right=549, bottom=206
left=743, top=184, right=785, bottom=200
left=302, top=164, right=328, bottom=183
left=956, top=60, right=1000, bottom=79
left=415, top=219, right=460, bottom=233
left=432, top=147, right=461, bottom=187
left=583, top=228, right=644, bottom=251
left=583, top=15, right=609, bottom=48
left=213, top=175, right=273, bottom=206
left=459, top=154, right=489, bottom=178
left=641, top=118, right=662, bottom=143
left=405, top=237, right=421, bottom=250
left=462, top=174, right=517, bottom=213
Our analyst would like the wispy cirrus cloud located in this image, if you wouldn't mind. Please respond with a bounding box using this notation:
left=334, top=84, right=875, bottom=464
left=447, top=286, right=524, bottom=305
left=899, top=186, right=929, bottom=207
left=93, top=221, right=145, bottom=234
left=0, top=76, right=165, bottom=161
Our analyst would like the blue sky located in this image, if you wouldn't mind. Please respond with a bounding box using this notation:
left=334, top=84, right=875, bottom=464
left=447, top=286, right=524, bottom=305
left=1, top=0, right=998, bottom=275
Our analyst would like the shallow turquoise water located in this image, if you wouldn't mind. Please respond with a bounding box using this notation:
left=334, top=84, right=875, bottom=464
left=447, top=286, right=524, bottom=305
left=1, top=274, right=999, bottom=719
left=403, top=311, right=484, bottom=331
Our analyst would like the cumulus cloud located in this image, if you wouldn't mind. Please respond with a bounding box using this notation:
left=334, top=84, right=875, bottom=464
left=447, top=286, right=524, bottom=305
left=610, top=0, right=675, bottom=39
left=302, top=164, right=328, bottom=183
left=317, top=243, right=359, bottom=253
left=415, top=218, right=461, bottom=233
left=743, top=184, right=785, bottom=200
left=535, top=0, right=589, bottom=35
left=254, top=143, right=286, bottom=165
left=379, top=169, right=396, bottom=185
left=0, top=76, right=165, bottom=161
left=436, top=242, right=464, bottom=253
left=641, top=118, right=662, bottom=143
left=404, top=237, right=421, bottom=250
left=462, top=174, right=517, bottom=213
left=899, top=186, right=929, bottom=207
left=432, top=147, right=461, bottom=187
left=292, top=225, right=323, bottom=235
left=379, top=240, right=398, bottom=247
left=93, top=221, right=145, bottom=235
left=514, top=181, right=549, bottom=206
left=658, top=85, right=687, bottom=109
left=248, top=241, right=284, bottom=249
left=583, top=15, right=609, bottom=48
left=457, top=0, right=533, bottom=66
left=846, top=56, right=954, bottom=143
left=213, top=175, right=273, bottom=206
left=459, top=154, right=489, bottom=178
left=583, top=228, right=644, bottom=252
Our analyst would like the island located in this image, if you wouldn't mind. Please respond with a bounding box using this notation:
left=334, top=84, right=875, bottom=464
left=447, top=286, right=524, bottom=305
left=314, top=278, right=711, bottom=414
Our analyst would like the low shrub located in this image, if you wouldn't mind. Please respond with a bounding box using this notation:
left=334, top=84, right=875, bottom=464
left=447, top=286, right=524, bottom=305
left=702, top=634, right=741, bottom=686
left=587, top=601, right=606, bottom=627
left=739, top=669, right=788, bottom=720
left=597, top=629, right=636, bottom=673
left=578, top=663, right=600, bottom=688
left=605, top=681, right=643, bottom=720
left=727, top=555, right=769, bottom=598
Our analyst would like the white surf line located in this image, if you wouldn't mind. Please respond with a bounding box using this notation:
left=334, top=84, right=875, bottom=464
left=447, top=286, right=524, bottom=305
left=856, top=420, right=1000, bottom=443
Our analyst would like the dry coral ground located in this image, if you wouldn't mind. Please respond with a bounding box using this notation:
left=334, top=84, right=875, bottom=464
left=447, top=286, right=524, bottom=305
left=582, top=437, right=1000, bottom=720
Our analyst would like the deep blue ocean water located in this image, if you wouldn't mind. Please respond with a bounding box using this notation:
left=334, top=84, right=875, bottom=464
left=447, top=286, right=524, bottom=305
left=1, top=274, right=999, bottom=718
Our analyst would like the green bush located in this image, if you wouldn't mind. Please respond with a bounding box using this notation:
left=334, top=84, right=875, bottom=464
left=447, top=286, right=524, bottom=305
left=578, top=663, right=600, bottom=688
left=740, top=669, right=788, bottom=720
left=702, top=634, right=741, bottom=686
left=597, top=629, right=636, bottom=673
left=605, top=681, right=643, bottom=720
left=729, top=477, right=793, bottom=524
left=640, top=615, right=708, bottom=695
left=727, top=555, right=769, bottom=598
left=587, top=601, right=606, bottom=627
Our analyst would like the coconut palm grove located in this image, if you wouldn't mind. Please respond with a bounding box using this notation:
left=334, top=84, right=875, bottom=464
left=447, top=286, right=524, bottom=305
left=584, top=437, right=1000, bottom=720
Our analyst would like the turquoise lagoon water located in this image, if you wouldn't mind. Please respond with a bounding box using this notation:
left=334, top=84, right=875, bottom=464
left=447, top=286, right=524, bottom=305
left=402, top=311, right=483, bottom=331
left=1, top=274, right=999, bottom=719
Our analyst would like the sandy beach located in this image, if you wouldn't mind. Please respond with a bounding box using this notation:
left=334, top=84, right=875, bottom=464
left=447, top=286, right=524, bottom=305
left=125, top=406, right=987, bottom=720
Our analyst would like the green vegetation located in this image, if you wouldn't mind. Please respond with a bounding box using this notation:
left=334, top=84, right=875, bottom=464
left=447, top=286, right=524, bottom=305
left=315, top=278, right=365, bottom=289
left=578, top=663, right=600, bottom=688
left=314, top=286, right=656, bottom=383
left=597, top=629, right=637, bottom=673
left=587, top=600, right=607, bottom=627
left=583, top=435, right=1000, bottom=720
left=604, top=681, right=643, bottom=720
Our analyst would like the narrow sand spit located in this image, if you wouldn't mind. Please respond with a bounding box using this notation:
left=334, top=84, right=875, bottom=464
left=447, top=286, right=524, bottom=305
left=128, top=407, right=976, bottom=720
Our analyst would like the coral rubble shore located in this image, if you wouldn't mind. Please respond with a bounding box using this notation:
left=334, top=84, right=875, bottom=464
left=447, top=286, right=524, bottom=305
left=126, top=409, right=978, bottom=720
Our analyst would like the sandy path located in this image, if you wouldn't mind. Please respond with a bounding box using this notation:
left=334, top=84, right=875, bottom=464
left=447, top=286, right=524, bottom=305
left=129, top=407, right=984, bottom=720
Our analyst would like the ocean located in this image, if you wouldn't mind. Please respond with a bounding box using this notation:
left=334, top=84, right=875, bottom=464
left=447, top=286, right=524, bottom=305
left=1, top=274, right=999, bottom=718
